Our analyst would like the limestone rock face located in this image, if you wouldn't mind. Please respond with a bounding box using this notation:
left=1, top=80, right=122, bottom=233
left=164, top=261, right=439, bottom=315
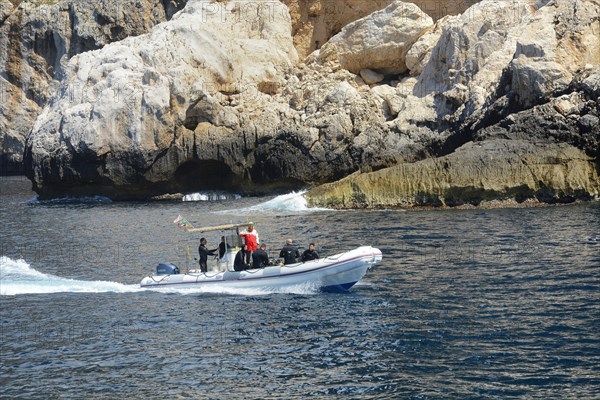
left=281, top=0, right=393, bottom=59
left=506, top=0, right=600, bottom=110
left=0, top=0, right=12, bottom=23
left=3, top=0, right=479, bottom=176
left=390, top=0, right=599, bottom=143
left=306, top=0, right=600, bottom=207
left=22, top=0, right=600, bottom=205
left=306, top=140, right=600, bottom=209
left=409, top=0, right=536, bottom=124
left=24, top=0, right=302, bottom=198
left=405, top=16, right=448, bottom=76
left=318, top=1, right=433, bottom=74
left=0, top=0, right=187, bottom=174
left=473, top=67, right=600, bottom=162
left=282, top=0, right=478, bottom=59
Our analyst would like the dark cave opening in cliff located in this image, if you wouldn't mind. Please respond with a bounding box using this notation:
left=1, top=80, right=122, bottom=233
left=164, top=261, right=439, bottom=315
left=32, top=31, right=58, bottom=78
left=174, top=160, right=241, bottom=193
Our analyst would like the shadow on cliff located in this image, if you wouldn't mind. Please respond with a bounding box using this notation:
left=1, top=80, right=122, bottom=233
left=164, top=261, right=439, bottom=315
left=425, top=64, right=600, bottom=162
left=174, top=160, right=242, bottom=193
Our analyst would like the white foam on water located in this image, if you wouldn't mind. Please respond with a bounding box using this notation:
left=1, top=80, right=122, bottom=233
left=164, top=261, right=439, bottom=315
left=0, top=256, right=140, bottom=296
left=0, top=257, right=320, bottom=297
left=220, top=191, right=331, bottom=215
left=145, top=281, right=319, bottom=296
left=183, top=192, right=242, bottom=202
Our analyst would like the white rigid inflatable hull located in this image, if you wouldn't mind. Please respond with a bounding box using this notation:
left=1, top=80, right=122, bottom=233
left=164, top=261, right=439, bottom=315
left=141, top=246, right=383, bottom=292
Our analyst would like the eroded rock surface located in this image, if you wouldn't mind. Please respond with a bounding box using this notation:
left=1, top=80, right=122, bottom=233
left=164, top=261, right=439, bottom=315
left=306, top=140, right=600, bottom=208
left=0, top=0, right=188, bottom=174
left=21, top=0, right=600, bottom=206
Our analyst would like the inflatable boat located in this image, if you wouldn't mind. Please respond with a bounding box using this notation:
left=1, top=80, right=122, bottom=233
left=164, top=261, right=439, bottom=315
left=141, top=245, right=382, bottom=292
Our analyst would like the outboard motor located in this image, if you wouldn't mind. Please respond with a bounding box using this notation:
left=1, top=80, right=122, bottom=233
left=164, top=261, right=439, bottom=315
left=156, top=262, right=180, bottom=275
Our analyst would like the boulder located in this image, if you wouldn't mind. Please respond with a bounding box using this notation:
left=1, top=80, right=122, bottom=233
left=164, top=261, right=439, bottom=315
left=359, top=69, right=385, bottom=85
left=371, top=84, right=403, bottom=118
left=582, top=68, right=600, bottom=98
left=281, top=0, right=393, bottom=59
left=318, top=1, right=433, bottom=74
left=281, top=0, right=475, bottom=60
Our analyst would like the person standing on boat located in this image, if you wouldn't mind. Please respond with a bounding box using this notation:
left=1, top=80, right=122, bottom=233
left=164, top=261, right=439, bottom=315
left=234, top=244, right=250, bottom=271
left=301, top=243, right=319, bottom=262
left=240, top=222, right=259, bottom=264
left=198, top=237, right=217, bottom=273
left=252, top=243, right=269, bottom=269
left=279, top=238, right=300, bottom=265
left=218, top=236, right=229, bottom=259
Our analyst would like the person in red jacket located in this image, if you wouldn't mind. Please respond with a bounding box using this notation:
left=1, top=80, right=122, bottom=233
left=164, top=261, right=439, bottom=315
left=240, top=222, right=259, bottom=264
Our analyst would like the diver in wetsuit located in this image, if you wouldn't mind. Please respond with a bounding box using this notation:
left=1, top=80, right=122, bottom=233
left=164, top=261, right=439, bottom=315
left=279, top=238, right=300, bottom=265
left=198, top=237, right=217, bottom=273
left=234, top=244, right=250, bottom=271
left=301, top=243, right=319, bottom=262
left=252, top=243, right=269, bottom=269
left=218, top=236, right=229, bottom=259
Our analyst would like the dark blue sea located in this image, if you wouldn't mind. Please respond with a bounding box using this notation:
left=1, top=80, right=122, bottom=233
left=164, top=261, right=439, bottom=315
left=1, top=176, right=599, bottom=399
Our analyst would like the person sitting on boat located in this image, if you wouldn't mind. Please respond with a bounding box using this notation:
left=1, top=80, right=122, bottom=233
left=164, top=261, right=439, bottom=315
left=239, top=222, right=259, bottom=264
left=279, top=238, right=300, bottom=265
left=301, top=243, right=319, bottom=262
left=234, top=244, right=251, bottom=271
left=198, top=237, right=218, bottom=273
left=252, top=243, right=269, bottom=269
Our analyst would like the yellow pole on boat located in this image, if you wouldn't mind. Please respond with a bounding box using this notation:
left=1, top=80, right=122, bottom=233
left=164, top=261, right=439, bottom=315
left=185, top=245, right=191, bottom=273
left=186, top=223, right=251, bottom=233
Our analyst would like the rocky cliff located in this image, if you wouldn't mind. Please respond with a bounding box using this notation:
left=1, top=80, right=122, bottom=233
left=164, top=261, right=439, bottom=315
left=308, top=0, right=600, bottom=208
left=0, top=0, right=187, bottom=174
left=20, top=0, right=600, bottom=206
left=1, top=0, right=473, bottom=176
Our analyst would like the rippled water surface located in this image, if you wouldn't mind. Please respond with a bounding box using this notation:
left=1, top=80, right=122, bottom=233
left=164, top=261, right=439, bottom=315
left=1, top=177, right=599, bottom=399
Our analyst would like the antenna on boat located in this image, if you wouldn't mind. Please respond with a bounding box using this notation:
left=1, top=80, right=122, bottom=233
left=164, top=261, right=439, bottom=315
left=185, top=245, right=190, bottom=273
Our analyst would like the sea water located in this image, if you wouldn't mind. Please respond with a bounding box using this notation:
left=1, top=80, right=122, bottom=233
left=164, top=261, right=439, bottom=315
left=1, top=176, right=599, bottom=399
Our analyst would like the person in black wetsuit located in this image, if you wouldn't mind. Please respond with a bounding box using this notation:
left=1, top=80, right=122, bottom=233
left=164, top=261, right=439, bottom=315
left=218, top=236, right=228, bottom=259
left=234, top=244, right=250, bottom=271
left=198, top=237, right=217, bottom=273
left=279, top=238, right=300, bottom=265
left=301, top=243, right=319, bottom=262
left=252, top=243, right=269, bottom=269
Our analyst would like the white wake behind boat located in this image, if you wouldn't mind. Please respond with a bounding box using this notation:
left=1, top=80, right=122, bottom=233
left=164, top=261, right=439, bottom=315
left=141, top=245, right=382, bottom=292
